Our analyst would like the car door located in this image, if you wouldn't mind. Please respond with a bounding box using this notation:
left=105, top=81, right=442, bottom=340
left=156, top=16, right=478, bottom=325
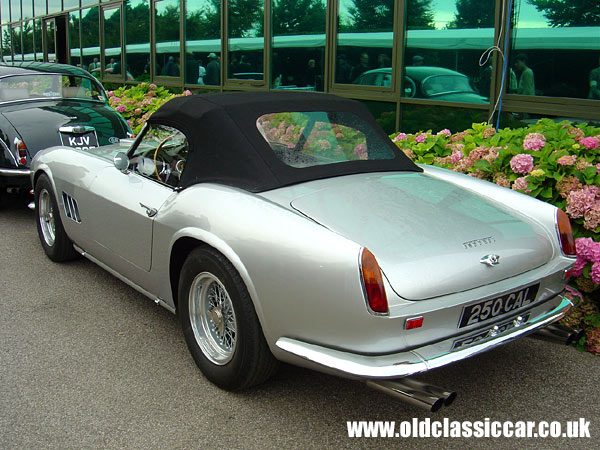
left=84, top=124, right=188, bottom=274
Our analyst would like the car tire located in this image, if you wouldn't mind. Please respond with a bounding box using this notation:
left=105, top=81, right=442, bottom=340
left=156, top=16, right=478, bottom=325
left=178, top=247, right=278, bottom=390
left=34, top=174, right=78, bottom=262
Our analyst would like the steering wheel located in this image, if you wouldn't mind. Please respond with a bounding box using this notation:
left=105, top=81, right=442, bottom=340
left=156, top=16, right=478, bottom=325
left=153, top=134, right=176, bottom=182
left=403, top=76, right=417, bottom=98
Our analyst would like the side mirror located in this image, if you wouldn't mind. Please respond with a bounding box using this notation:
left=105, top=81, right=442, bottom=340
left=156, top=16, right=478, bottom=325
left=113, top=152, right=130, bottom=173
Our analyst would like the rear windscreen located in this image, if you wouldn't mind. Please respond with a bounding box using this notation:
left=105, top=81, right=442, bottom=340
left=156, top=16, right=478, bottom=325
left=256, top=111, right=395, bottom=168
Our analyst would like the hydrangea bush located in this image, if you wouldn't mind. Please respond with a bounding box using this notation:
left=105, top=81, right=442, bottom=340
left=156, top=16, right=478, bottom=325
left=390, top=120, right=600, bottom=354
left=107, top=83, right=192, bottom=134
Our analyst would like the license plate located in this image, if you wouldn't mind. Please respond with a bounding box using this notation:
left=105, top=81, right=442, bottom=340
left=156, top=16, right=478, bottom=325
left=458, top=284, right=539, bottom=328
left=59, top=131, right=98, bottom=150
left=452, top=313, right=531, bottom=349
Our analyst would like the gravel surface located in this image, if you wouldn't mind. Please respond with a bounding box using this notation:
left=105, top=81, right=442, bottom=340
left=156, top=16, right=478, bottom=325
left=1, top=196, right=598, bottom=449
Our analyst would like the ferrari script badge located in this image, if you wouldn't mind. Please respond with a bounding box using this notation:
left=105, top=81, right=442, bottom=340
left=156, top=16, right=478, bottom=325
left=480, top=254, right=501, bottom=267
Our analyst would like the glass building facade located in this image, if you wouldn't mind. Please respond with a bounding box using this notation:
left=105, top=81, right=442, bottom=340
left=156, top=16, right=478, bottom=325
left=1, top=1, right=598, bottom=132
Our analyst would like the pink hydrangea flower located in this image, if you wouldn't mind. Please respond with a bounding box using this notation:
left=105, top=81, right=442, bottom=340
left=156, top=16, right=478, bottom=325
left=571, top=256, right=587, bottom=277
left=354, top=143, right=366, bottom=158
left=317, top=139, right=332, bottom=151
left=402, top=148, right=415, bottom=160
left=149, top=84, right=157, bottom=90
left=576, top=237, right=600, bottom=263
left=116, top=104, right=127, bottom=113
left=450, top=151, right=463, bottom=164
left=127, top=120, right=132, bottom=127
left=468, top=170, right=485, bottom=179
left=591, top=262, right=600, bottom=284
left=493, top=173, right=510, bottom=188
left=414, top=133, right=427, bottom=143
left=584, top=202, right=600, bottom=231
left=564, top=285, right=583, bottom=300
left=566, top=186, right=600, bottom=219
left=436, top=129, right=451, bottom=137
left=580, top=137, right=599, bottom=150
left=510, top=153, right=534, bottom=174
left=576, top=158, right=592, bottom=171
left=522, top=132, right=546, bottom=151
left=434, top=156, right=452, bottom=165
left=184, top=89, right=192, bottom=96
left=392, top=133, right=408, bottom=142
left=107, top=90, right=114, bottom=97
left=556, top=176, right=583, bottom=198
left=557, top=155, right=577, bottom=166
left=451, top=131, right=468, bottom=142
left=483, top=127, right=496, bottom=139
left=483, top=148, right=499, bottom=163
left=567, top=127, right=585, bottom=142
left=512, top=176, right=530, bottom=193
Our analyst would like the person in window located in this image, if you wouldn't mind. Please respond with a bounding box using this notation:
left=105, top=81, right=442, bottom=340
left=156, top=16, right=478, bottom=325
left=412, top=55, right=424, bottom=66
left=197, top=58, right=206, bottom=85
left=589, top=55, right=600, bottom=100
left=88, top=57, right=100, bottom=72
left=514, top=54, right=535, bottom=96
left=185, top=53, right=199, bottom=85
left=377, top=53, right=391, bottom=68
left=351, top=53, right=370, bottom=83
left=204, top=53, right=220, bottom=85
left=301, top=59, right=318, bottom=87
left=162, top=56, right=175, bottom=76
left=336, top=53, right=352, bottom=84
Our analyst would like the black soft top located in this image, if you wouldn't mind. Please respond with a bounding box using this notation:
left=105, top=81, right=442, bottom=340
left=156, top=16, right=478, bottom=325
left=149, top=91, right=421, bottom=192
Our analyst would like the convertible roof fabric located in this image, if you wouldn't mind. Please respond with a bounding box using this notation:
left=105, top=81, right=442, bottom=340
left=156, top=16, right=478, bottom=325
left=148, top=91, right=421, bottom=192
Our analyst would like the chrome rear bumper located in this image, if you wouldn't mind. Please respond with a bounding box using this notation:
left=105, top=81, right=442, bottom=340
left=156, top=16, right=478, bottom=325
left=276, top=296, right=573, bottom=379
left=0, top=168, right=31, bottom=176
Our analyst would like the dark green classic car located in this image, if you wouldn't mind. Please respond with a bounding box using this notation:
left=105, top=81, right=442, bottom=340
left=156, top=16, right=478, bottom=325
left=0, top=62, right=131, bottom=203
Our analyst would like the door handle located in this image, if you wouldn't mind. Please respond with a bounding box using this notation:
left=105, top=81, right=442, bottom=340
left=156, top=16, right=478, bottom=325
left=139, top=202, right=158, bottom=217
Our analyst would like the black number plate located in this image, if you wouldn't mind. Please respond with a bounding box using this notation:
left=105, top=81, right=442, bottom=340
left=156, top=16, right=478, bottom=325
left=59, top=131, right=98, bottom=150
left=458, top=284, right=539, bottom=328
left=452, top=313, right=531, bottom=349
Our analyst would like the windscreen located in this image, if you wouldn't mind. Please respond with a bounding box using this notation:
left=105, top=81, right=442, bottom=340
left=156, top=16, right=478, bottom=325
left=0, top=74, right=107, bottom=103
left=421, top=75, right=475, bottom=96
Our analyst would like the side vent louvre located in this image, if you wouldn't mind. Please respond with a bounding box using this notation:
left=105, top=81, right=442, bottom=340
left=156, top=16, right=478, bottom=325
left=62, top=192, right=81, bottom=223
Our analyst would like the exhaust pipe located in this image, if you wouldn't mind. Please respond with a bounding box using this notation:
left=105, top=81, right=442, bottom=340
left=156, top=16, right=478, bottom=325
left=366, top=378, right=456, bottom=412
left=530, top=323, right=583, bottom=346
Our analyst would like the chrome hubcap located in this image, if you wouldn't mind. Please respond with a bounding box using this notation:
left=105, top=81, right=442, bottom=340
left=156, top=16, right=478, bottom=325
left=38, top=189, right=55, bottom=247
left=189, top=272, right=237, bottom=365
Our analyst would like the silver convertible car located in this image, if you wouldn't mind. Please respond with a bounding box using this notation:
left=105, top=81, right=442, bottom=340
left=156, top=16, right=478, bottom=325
left=31, top=92, right=578, bottom=411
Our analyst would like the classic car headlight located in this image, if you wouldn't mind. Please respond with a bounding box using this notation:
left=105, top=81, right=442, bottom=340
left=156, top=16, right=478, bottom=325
left=360, top=248, right=388, bottom=315
left=556, top=209, right=576, bottom=257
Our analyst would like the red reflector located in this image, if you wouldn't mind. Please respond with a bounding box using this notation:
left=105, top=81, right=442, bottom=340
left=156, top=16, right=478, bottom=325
left=19, top=157, right=27, bottom=165
left=563, top=268, right=573, bottom=280
left=405, top=317, right=424, bottom=330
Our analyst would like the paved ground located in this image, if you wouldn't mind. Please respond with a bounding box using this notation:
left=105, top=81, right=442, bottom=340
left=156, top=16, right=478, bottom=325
left=1, top=195, right=598, bottom=449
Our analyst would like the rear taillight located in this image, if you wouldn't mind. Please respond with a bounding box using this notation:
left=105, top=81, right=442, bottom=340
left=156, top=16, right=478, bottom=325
left=14, top=137, right=28, bottom=165
left=360, top=248, right=388, bottom=314
left=557, top=209, right=576, bottom=256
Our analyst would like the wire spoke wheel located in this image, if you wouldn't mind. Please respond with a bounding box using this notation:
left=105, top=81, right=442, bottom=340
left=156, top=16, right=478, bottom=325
left=189, top=272, right=237, bottom=365
left=38, top=188, right=56, bottom=247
